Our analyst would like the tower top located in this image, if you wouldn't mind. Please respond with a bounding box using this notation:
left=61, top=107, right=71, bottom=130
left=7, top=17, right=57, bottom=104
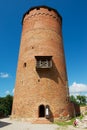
left=22, top=5, right=62, bottom=24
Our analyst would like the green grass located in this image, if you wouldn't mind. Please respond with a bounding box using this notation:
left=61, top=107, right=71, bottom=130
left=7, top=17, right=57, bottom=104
left=55, top=118, right=75, bottom=126
left=85, top=112, right=87, bottom=115
left=55, top=115, right=84, bottom=126
left=79, top=115, right=84, bottom=120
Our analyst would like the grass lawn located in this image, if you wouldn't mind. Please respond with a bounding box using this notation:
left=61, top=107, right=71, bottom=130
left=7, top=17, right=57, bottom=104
left=55, top=118, right=75, bottom=126
left=55, top=115, right=84, bottom=126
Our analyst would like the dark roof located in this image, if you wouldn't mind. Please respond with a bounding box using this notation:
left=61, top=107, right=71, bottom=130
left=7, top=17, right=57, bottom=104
left=22, top=5, right=62, bottom=24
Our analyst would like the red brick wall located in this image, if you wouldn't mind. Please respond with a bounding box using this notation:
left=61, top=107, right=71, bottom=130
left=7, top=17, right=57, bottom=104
left=12, top=6, right=74, bottom=121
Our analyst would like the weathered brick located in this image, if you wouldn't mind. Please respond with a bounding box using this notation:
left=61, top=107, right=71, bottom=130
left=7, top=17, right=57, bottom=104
left=12, top=6, right=74, bottom=122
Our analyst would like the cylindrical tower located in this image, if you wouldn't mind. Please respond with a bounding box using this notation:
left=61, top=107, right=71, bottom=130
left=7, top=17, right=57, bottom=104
left=12, top=6, right=74, bottom=122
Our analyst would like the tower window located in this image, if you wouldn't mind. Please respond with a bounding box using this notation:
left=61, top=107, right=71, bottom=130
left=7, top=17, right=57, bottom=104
left=36, top=7, right=40, bottom=10
left=38, top=79, right=40, bottom=82
left=23, top=62, right=27, bottom=68
left=35, top=56, right=52, bottom=69
left=48, top=8, right=52, bottom=11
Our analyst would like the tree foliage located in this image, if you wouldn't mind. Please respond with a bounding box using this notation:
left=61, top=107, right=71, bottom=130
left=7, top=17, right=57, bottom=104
left=0, top=95, right=13, bottom=117
left=70, top=95, right=87, bottom=106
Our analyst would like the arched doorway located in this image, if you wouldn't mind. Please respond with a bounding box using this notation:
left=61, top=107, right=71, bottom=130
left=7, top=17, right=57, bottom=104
left=39, top=105, right=45, bottom=117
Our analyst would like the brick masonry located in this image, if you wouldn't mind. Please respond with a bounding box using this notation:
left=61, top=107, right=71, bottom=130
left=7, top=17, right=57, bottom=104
left=12, top=6, right=74, bottom=122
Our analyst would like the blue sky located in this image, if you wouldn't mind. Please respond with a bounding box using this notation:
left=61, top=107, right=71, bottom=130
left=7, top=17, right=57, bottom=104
left=0, top=0, right=87, bottom=97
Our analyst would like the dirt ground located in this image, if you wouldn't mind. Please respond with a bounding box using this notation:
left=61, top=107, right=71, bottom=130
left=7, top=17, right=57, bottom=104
left=0, top=117, right=87, bottom=130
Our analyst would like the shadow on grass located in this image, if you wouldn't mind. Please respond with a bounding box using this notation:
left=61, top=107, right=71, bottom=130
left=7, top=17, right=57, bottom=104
left=0, top=121, right=12, bottom=128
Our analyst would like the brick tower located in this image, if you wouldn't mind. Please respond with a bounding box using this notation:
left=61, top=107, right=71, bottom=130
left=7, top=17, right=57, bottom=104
left=12, top=6, right=74, bottom=122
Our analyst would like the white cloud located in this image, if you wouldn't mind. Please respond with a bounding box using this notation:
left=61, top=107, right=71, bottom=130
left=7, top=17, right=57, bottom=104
left=69, top=82, right=87, bottom=96
left=5, top=90, right=10, bottom=95
left=0, top=72, right=9, bottom=78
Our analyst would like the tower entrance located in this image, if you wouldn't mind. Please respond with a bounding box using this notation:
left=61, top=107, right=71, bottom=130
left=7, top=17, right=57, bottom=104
left=39, top=105, right=45, bottom=117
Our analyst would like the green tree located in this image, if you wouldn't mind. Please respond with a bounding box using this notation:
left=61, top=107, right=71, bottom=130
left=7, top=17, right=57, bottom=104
left=0, top=95, right=13, bottom=117
left=70, top=95, right=87, bottom=106
left=70, top=95, right=79, bottom=104
left=77, top=95, right=87, bottom=106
